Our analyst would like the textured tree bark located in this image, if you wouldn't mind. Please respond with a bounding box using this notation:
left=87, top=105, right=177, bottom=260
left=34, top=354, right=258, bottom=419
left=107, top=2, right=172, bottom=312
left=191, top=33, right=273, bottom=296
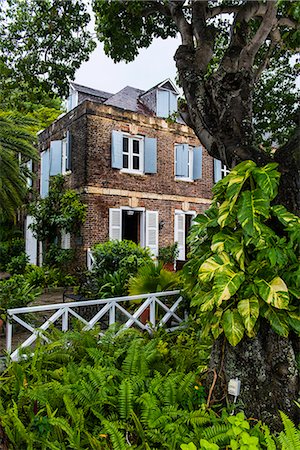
left=206, top=321, right=299, bottom=430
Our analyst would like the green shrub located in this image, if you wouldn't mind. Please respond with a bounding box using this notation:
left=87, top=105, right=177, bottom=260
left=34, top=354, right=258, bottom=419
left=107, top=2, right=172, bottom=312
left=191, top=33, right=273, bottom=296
left=0, top=238, right=25, bottom=271
left=6, top=252, right=29, bottom=275
left=25, top=265, right=76, bottom=289
left=92, top=240, right=152, bottom=276
left=44, top=244, right=75, bottom=272
left=158, top=242, right=179, bottom=264
left=0, top=274, right=42, bottom=320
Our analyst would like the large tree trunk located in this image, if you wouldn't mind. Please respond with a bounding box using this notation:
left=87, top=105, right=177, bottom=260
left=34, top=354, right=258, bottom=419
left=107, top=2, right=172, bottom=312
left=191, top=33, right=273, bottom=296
left=207, top=321, right=299, bottom=430
left=175, top=44, right=300, bottom=427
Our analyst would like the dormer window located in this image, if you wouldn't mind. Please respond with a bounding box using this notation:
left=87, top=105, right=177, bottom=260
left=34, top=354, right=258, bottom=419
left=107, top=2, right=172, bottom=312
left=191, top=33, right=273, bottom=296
left=157, top=89, right=178, bottom=118
left=67, top=88, right=78, bottom=112
left=139, top=79, right=179, bottom=119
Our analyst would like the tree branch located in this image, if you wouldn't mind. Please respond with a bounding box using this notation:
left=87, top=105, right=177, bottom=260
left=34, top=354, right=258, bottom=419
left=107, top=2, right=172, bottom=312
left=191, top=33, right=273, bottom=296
left=239, top=2, right=277, bottom=69
left=254, top=41, right=276, bottom=82
left=168, top=0, right=193, bottom=46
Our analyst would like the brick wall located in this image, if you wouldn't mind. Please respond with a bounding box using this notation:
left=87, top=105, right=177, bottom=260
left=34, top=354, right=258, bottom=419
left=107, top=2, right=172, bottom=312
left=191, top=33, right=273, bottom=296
left=38, top=101, right=214, bottom=267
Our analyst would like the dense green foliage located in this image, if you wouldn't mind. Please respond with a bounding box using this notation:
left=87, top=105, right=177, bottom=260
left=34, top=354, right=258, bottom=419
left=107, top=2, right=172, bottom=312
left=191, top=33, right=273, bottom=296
left=184, top=161, right=300, bottom=346
left=0, top=238, right=25, bottom=271
left=1, top=325, right=291, bottom=449
left=29, top=175, right=86, bottom=264
left=0, top=274, right=41, bottom=320
left=0, top=111, right=37, bottom=220
left=158, top=243, right=179, bottom=265
left=84, top=240, right=153, bottom=298
left=0, top=0, right=96, bottom=96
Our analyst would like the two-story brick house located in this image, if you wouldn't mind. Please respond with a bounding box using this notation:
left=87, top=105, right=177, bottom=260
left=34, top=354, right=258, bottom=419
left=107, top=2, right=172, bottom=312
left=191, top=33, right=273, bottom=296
left=25, top=79, right=229, bottom=267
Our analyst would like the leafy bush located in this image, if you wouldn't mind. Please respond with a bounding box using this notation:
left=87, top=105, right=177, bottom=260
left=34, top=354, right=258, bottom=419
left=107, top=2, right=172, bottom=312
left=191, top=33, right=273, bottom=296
left=0, top=238, right=25, bottom=271
left=92, top=240, right=152, bottom=276
left=44, top=244, right=75, bottom=273
left=0, top=274, right=41, bottom=320
left=184, top=161, right=300, bottom=346
left=6, top=252, right=29, bottom=275
left=158, top=242, right=179, bottom=264
left=128, top=261, right=181, bottom=295
left=25, top=265, right=76, bottom=289
left=0, top=325, right=283, bottom=449
left=81, top=240, right=153, bottom=298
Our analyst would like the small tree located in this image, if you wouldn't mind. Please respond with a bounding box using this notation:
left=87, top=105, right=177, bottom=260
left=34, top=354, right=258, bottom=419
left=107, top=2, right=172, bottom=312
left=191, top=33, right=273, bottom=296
left=29, top=175, right=86, bottom=264
left=184, top=160, right=300, bottom=427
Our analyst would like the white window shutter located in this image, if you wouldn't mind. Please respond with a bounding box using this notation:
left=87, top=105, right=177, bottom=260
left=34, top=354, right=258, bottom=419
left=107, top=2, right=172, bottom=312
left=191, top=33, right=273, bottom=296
left=111, top=130, right=123, bottom=169
left=25, top=215, right=37, bottom=265
left=40, top=149, right=50, bottom=198
left=144, top=137, right=157, bottom=173
left=50, top=140, right=62, bottom=176
left=157, top=90, right=169, bottom=117
left=175, top=144, right=189, bottom=177
left=169, top=92, right=177, bottom=114
left=61, top=230, right=71, bottom=249
left=66, top=131, right=72, bottom=171
left=174, top=213, right=185, bottom=260
left=109, top=208, right=122, bottom=241
left=214, top=158, right=222, bottom=183
left=146, top=211, right=159, bottom=256
left=193, top=146, right=202, bottom=180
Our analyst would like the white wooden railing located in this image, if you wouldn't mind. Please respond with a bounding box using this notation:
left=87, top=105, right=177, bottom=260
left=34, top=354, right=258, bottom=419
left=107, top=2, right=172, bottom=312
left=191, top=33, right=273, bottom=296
left=6, top=290, right=184, bottom=361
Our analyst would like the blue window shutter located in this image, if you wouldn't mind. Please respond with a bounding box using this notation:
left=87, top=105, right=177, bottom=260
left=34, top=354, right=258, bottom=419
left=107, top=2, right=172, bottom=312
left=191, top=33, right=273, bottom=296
left=175, top=144, right=189, bottom=177
left=49, top=140, right=62, bottom=176
left=169, top=93, right=177, bottom=114
left=157, top=90, right=169, bottom=117
left=193, top=146, right=202, bottom=180
left=66, top=131, right=72, bottom=171
left=41, top=149, right=50, bottom=198
left=144, top=137, right=157, bottom=173
left=111, top=130, right=123, bottom=169
left=214, top=158, right=222, bottom=182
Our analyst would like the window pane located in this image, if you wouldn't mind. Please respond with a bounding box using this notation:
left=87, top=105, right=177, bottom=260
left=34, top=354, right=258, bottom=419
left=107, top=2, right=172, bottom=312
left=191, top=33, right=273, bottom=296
left=133, top=140, right=140, bottom=154
left=123, top=137, right=129, bottom=153
left=123, top=154, right=128, bottom=168
left=133, top=155, right=140, bottom=170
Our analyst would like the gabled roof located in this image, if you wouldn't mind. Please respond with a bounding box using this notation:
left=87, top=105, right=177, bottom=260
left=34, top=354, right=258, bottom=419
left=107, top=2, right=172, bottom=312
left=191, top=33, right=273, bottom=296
left=70, top=82, right=113, bottom=101
left=104, top=86, right=151, bottom=114
left=140, top=78, right=179, bottom=98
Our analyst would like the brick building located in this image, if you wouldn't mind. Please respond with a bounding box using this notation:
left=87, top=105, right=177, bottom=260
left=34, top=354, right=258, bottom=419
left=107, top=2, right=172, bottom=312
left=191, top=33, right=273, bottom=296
left=25, top=79, right=228, bottom=267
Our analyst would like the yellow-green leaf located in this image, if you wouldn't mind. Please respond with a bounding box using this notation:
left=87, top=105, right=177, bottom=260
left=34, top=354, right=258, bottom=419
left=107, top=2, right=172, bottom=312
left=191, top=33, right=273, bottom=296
left=263, top=307, right=289, bottom=337
left=252, top=163, right=280, bottom=200
left=256, top=277, right=289, bottom=309
left=237, top=297, right=259, bottom=337
left=213, top=271, right=245, bottom=303
left=222, top=309, right=245, bottom=346
left=287, top=311, right=300, bottom=334
left=198, top=252, right=232, bottom=283
left=237, top=189, right=270, bottom=236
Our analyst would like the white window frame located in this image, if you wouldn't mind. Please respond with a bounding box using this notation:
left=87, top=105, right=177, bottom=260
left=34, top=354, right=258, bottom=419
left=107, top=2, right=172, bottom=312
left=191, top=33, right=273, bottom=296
left=61, top=137, right=69, bottom=174
left=121, top=134, right=144, bottom=175
left=120, top=207, right=146, bottom=247
left=174, top=144, right=194, bottom=182
left=174, top=209, right=197, bottom=260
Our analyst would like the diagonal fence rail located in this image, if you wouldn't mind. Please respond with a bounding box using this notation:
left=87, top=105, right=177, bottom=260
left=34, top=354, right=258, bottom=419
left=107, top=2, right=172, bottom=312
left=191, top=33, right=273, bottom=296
left=6, top=290, right=184, bottom=361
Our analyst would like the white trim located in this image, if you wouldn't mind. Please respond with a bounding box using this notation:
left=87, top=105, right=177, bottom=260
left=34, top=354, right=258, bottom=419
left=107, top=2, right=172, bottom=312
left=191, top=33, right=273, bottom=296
left=122, top=133, right=144, bottom=174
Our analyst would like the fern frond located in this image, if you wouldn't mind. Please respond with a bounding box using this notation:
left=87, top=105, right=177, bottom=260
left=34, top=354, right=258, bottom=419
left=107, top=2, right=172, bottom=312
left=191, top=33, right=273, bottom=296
left=202, top=423, right=232, bottom=445
left=279, top=411, right=300, bottom=450
left=118, top=379, right=134, bottom=420
left=102, top=419, right=128, bottom=450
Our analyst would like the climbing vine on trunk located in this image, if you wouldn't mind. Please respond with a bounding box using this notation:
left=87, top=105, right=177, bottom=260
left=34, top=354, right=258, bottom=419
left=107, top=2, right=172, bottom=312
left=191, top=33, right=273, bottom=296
left=184, top=161, right=300, bottom=346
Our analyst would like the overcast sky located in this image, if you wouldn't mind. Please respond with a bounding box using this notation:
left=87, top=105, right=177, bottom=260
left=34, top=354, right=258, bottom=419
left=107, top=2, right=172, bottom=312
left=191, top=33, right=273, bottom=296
left=75, top=37, right=181, bottom=94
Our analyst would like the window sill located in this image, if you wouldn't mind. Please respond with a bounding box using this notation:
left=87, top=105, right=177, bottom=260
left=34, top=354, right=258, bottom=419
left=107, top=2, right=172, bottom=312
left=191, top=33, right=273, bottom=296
left=174, top=177, right=194, bottom=183
left=62, top=170, right=72, bottom=176
left=120, top=169, right=146, bottom=177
